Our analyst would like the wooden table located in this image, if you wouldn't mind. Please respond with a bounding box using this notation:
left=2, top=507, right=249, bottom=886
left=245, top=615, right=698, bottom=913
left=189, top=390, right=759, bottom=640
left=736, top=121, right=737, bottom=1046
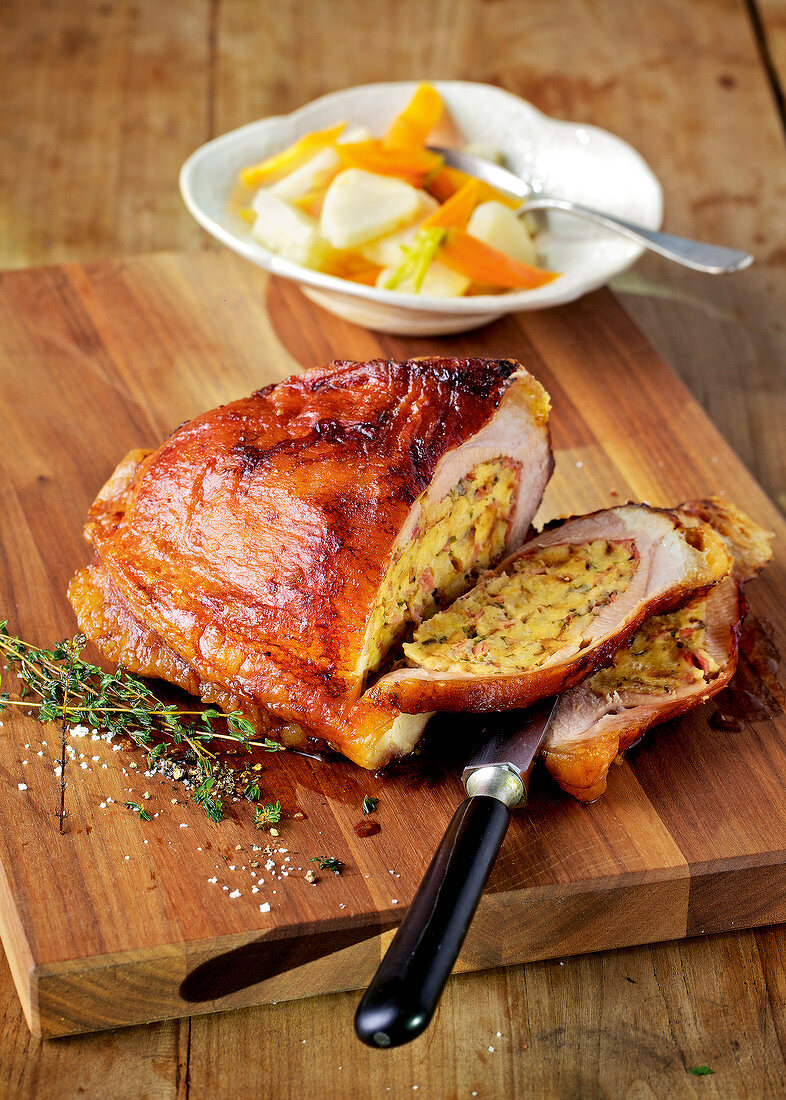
left=1, top=1, right=784, bottom=1096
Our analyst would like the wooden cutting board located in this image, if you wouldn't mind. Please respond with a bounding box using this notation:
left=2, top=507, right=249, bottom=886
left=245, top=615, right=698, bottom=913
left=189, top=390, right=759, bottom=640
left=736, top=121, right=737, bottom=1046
left=1, top=252, right=784, bottom=1039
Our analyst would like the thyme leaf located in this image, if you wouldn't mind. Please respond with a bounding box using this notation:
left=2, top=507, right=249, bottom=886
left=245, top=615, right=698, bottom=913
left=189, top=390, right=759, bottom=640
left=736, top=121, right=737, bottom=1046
left=245, top=777, right=262, bottom=801
left=362, top=796, right=379, bottom=814
left=310, top=855, right=344, bottom=874
left=124, top=801, right=152, bottom=822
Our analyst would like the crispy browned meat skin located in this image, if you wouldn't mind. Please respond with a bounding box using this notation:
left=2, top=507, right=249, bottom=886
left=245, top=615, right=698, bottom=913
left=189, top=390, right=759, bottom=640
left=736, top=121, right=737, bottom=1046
left=69, top=357, right=552, bottom=768
left=677, top=497, right=774, bottom=582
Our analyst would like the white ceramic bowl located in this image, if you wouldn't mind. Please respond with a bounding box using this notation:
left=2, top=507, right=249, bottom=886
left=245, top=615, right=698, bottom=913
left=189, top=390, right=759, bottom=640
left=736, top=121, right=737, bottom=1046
left=180, top=81, right=663, bottom=335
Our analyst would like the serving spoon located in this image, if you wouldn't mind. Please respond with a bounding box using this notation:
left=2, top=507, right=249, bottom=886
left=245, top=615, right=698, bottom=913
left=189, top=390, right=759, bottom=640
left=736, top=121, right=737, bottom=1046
left=430, top=146, right=753, bottom=274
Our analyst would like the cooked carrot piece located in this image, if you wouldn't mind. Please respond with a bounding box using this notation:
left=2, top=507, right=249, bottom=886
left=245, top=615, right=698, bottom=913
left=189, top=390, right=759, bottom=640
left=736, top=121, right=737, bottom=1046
left=240, top=123, right=347, bottom=188
left=421, top=179, right=479, bottom=231
left=427, top=166, right=520, bottom=210
left=323, top=251, right=384, bottom=285
left=439, top=229, right=558, bottom=289
left=336, top=140, right=443, bottom=187
left=292, top=188, right=328, bottom=219
left=384, top=83, right=444, bottom=150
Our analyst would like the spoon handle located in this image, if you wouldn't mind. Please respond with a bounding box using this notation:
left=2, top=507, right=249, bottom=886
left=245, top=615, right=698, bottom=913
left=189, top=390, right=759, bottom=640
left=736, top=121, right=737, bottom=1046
left=521, top=198, right=753, bottom=273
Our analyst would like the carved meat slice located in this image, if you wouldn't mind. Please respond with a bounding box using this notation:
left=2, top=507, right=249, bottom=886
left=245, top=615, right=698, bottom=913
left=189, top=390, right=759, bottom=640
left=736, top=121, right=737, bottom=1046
left=542, top=499, right=773, bottom=800
left=370, top=504, right=733, bottom=714
left=542, top=576, right=745, bottom=800
left=69, top=357, right=553, bottom=769
left=677, top=497, right=774, bottom=582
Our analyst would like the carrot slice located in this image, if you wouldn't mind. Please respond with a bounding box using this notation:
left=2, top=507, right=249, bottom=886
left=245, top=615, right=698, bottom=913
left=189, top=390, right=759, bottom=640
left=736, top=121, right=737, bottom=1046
left=421, top=179, right=479, bottom=231
left=336, top=140, right=443, bottom=187
left=292, top=188, right=328, bottom=219
left=384, top=83, right=443, bottom=150
left=427, top=166, right=520, bottom=210
left=323, top=251, right=384, bottom=285
left=240, top=122, right=347, bottom=188
left=439, top=229, right=558, bottom=289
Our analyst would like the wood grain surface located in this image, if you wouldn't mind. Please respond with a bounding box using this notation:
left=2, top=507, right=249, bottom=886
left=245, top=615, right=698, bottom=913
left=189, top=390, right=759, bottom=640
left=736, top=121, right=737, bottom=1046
left=1, top=0, right=785, bottom=1096
left=0, top=252, right=784, bottom=1050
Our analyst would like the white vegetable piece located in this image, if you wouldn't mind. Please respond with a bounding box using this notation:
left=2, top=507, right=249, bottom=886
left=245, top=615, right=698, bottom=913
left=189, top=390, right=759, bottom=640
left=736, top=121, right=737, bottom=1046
left=250, top=189, right=330, bottom=268
left=269, top=146, right=341, bottom=200
left=268, top=125, right=371, bottom=201
left=376, top=261, right=470, bottom=298
left=320, top=169, right=423, bottom=250
left=359, top=191, right=439, bottom=267
left=466, top=201, right=538, bottom=266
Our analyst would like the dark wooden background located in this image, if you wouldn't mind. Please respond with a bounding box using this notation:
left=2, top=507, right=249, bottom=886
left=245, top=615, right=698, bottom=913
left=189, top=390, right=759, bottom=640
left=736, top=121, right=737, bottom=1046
left=1, top=1, right=785, bottom=1096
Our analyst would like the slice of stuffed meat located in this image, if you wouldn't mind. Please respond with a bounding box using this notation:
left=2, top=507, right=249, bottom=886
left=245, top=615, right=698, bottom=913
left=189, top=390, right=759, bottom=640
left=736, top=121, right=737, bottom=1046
left=369, top=504, right=732, bottom=714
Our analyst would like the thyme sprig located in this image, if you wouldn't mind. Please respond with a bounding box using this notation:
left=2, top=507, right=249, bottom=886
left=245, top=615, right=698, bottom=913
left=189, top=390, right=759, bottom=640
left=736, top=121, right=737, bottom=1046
left=310, top=856, right=344, bottom=875
left=254, top=801, right=282, bottom=828
left=0, top=623, right=286, bottom=823
left=125, top=800, right=152, bottom=822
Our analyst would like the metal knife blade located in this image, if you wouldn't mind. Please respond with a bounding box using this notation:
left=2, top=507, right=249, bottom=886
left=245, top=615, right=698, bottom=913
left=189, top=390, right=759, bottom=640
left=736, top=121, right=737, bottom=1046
left=461, top=696, right=559, bottom=807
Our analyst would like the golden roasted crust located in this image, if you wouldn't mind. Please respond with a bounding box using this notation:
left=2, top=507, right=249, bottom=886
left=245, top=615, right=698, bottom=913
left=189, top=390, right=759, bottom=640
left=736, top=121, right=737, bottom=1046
left=70, top=357, right=551, bottom=768
left=677, top=497, right=774, bottom=582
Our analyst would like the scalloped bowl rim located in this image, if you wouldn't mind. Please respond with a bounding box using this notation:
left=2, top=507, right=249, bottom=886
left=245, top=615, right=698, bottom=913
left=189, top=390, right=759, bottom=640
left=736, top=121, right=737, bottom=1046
left=180, top=80, right=664, bottom=316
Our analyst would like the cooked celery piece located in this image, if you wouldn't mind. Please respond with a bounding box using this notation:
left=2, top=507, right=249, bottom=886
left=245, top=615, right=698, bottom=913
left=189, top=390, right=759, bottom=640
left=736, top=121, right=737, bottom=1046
left=359, top=191, right=439, bottom=266
left=466, top=201, right=538, bottom=266
left=383, top=226, right=447, bottom=292
left=250, top=190, right=331, bottom=268
left=377, top=260, right=469, bottom=297
left=319, top=169, right=423, bottom=249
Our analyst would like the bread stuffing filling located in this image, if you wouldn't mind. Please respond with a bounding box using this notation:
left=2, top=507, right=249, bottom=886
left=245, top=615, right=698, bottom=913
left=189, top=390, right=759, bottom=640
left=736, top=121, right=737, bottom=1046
left=404, top=538, right=638, bottom=674
left=589, top=597, right=720, bottom=697
left=360, top=459, right=520, bottom=675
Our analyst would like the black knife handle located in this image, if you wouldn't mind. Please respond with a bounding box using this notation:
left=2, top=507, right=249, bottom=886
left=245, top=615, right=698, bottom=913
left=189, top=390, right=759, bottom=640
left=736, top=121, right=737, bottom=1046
left=354, top=795, right=510, bottom=1049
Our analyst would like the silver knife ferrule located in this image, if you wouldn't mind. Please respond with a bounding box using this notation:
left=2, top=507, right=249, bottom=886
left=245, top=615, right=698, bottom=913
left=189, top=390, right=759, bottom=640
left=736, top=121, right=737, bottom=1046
left=463, top=764, right=525, bottom=808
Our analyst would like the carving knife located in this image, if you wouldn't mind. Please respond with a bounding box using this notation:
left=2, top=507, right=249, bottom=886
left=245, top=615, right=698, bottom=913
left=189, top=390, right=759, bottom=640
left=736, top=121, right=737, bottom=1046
left=355, top=697, right=559, bottom=1049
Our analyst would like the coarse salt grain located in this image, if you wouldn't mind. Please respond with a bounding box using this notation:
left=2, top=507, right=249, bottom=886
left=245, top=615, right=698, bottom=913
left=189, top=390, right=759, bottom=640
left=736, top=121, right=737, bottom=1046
left=179, top=823, right=188, bottom=829
left=17, top=783, right=27, bottom=791
left=259, top=902, right=271, bottom=913
left=229, top=889, right=241, bottom=899
left=208, top=876, right=217, bottom=883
